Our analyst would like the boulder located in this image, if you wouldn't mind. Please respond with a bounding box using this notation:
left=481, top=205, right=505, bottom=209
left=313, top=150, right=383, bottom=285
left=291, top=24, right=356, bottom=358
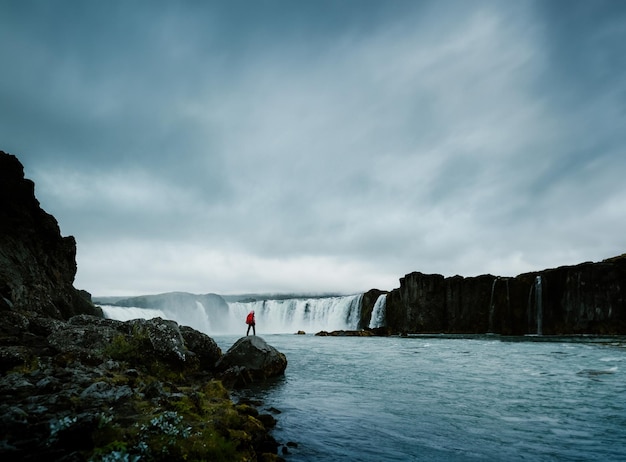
left=216, top=336, right=287, bottom=387
left=180, top=325, right=222, bottom=370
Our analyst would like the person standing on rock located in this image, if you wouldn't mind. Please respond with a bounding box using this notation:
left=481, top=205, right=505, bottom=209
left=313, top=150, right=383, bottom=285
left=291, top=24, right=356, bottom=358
left=246, top=310, right=256, bottom=336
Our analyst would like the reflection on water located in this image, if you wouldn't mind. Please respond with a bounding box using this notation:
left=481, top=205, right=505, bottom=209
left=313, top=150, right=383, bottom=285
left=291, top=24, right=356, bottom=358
left=214, top=335, right=626, bottom=461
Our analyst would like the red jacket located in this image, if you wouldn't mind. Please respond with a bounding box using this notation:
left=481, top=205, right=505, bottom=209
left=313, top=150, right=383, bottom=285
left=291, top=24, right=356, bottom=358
left=246, top=312, right=255, bottom=325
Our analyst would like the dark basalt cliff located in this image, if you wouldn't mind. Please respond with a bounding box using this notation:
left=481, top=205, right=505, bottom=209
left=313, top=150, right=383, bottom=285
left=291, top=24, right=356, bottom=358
left=0, top=151, right=100, bottom=319
left=381, top=256, right=626, bottom=335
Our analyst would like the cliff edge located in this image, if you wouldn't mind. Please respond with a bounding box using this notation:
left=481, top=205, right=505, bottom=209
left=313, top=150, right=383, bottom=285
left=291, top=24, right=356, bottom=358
left=0, top=150, right=101, bottom=319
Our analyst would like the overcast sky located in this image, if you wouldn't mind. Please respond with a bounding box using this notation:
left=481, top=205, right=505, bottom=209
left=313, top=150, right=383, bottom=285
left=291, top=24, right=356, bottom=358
left=2, top=0, right=625, bottom=296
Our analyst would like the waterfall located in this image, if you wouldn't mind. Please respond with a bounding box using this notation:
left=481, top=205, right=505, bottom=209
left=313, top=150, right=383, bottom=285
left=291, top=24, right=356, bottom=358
left=102, top=294, right=364, bottom=335
left=101, top=306, right=166, bottom=322
left=488, top=277, right=498, bottom=333
left=229, top=294, right=364, bottom=334
left=535, top=276, right=543, bottom=335
left=488, top=277, right=511, bottom=333
left=526, top=275, right=543, bottom=335
left=368, top=294, right=387, bottom=329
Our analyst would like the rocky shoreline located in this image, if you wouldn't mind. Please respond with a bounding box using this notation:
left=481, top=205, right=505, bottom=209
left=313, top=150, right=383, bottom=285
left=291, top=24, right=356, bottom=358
left=0, top=151, right=288, bottom=461
left=0, top=314, right=288, bottom=461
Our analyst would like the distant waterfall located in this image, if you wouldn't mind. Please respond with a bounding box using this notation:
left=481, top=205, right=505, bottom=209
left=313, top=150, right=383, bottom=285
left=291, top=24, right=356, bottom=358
left=102, top=294, right=364, bottom=335
left=488, top=278, right=498, bottom=333
left=229, top=294, right=364, bottom=334
left=527, top=275, right=543, bottom=335
left=535, top=276, right=543, bottom=335
left=101, top=300, right=214, bottom=333
left=368, top=294, right=387, bottom=329
left=488, top=277, right=510, bottom=333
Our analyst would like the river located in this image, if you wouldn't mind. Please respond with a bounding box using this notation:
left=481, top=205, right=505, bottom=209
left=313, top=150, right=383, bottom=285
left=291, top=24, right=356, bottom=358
left=215, top=334, right=626, bottom=461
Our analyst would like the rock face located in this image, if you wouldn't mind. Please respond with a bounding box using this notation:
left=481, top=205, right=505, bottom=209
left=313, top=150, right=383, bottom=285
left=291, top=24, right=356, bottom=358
left=0, top=150, right=100, bottom=320
left=383, top=256, right=626, bottom=335
left=216, top=336, right=288, bottom=387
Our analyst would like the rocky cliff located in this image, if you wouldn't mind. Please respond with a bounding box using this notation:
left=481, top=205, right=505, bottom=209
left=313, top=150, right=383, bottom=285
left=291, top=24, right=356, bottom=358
left=0, top=151, right=100, bottom=319
left=381, top=256, right=626, bottom=335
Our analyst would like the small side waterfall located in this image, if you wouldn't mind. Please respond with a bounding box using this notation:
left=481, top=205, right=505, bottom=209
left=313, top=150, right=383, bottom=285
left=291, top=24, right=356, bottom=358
left=368, top=294, right=387, bottom=329
left=488, top=277, right=510, bottom=333
left=527, top=275, right=543, bottom=335
left=488, top=277, right=498, bottom=333
left=535, top=276, right=543, bottom=335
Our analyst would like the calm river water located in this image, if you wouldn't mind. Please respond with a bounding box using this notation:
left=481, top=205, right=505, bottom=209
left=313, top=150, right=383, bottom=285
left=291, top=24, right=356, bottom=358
left=215, top=334, right=626, bottom=461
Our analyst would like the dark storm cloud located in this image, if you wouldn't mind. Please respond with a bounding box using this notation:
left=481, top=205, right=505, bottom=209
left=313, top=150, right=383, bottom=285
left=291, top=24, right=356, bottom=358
left=1, top=1, right=625, bottom=295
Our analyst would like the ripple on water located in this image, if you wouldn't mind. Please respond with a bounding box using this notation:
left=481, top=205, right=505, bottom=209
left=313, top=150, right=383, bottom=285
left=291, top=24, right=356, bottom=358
left=217, top=335, right=626, bottom=462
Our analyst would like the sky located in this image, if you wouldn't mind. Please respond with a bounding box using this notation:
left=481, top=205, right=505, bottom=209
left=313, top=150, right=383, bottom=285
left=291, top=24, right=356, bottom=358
left=1, top=0, right=626, bottom=297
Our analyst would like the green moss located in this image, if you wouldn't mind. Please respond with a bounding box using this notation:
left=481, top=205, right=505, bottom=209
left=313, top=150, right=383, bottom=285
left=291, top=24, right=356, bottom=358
left=85, top=377, right=260, bottom=461
left=103, top=334, right=147, bottom=363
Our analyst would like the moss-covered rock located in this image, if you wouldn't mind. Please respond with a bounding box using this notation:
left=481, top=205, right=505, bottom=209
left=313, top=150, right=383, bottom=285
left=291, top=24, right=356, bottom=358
left=0, top=316, right=283, bottom=461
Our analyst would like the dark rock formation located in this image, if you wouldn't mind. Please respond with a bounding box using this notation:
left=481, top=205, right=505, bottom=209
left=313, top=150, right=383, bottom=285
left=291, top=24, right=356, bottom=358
left=315, top=330, right=374, bottom=337
left=0, top=150, right=101, bottom=320
left=382, top=256, right=626, bottom=335
left=0, top=313, right=284, bottom=461
left=216, top=336, right=288, bottom=387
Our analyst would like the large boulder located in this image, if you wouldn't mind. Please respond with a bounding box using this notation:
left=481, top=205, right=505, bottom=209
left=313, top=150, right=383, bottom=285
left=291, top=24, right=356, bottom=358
left=216, top=336, right=287, bottom=387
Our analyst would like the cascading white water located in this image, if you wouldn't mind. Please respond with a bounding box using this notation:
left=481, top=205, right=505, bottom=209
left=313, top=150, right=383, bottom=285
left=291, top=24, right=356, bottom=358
left=101, top=294, right=364, bottom=335
left=101, top=306, right=166, bottom=322
left=489, top=277, right=498, bottom=333
left=535, top=275, right=543, bottom=335
left=526, top=275, right=544, bottom=335
left=101, top=301, right=213, bottom=333
left=368, top=294, right=387, bottom=328
left=228, top=294, right=364, bottom=334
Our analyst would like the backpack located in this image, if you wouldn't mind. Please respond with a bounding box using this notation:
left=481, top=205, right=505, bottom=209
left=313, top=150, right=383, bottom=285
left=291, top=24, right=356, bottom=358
left=246, top=312, right=254, bottom=324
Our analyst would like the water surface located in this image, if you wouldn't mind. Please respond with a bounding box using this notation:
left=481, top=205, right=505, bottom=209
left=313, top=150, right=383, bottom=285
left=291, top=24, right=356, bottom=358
left=216, top=335, right=626, bottom=461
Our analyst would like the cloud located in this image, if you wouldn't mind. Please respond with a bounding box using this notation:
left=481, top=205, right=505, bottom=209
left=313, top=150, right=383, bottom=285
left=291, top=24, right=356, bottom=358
left=2, top=1, right=626, bottom=295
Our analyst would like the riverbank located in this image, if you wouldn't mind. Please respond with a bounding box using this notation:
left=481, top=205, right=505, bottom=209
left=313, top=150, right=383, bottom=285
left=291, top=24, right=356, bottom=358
left=0, top=313, right=285, bottom=461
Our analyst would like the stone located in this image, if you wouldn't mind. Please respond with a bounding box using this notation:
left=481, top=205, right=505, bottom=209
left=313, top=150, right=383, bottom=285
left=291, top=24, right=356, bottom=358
left=127, top=317, right=188, bottom=363
left=180, top=325, right=222, bottom=370
left=216, top=336, right=287, bottom=387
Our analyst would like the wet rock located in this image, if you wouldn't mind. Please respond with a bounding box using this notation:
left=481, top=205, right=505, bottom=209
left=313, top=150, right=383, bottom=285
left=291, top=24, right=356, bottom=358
left=180, top=325, right=222, bottom=370
left=216, top=336, right=287, bottom=387
left=315, top=330, right=373, bottom=336
left=127, top=317, right=187, bottom=363
left=79, top=381, right=133, bottom=403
